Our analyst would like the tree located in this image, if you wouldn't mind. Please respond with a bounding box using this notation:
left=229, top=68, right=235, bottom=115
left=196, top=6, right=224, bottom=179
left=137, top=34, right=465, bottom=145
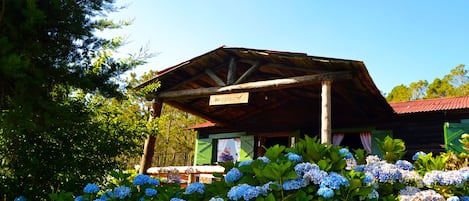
left=386, top=64, right=468, bottom=102
left=127, top=71, right=204, bottom=167
left=386, top=84, right=412, bottom=102
left=409, top=80, right=428, bottom=100
left=0, top=0, right=148, bottom=199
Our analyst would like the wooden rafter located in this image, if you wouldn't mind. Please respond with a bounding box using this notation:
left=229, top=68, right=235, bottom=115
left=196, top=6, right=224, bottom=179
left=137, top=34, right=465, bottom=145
left=227, top=57, right=237, bottom=85
left=158, top=71, right=353, bottom=100
left=166, top=62, right=228, bottom=91
left=205, top=68, right=225, bottom=86
left=265, top=63, right=330, bottom=74
left=239, top=59, right=331, bottom=74
left=234, top=61, right=260, bottom=84
left=165, top=100, right=229, bottom=126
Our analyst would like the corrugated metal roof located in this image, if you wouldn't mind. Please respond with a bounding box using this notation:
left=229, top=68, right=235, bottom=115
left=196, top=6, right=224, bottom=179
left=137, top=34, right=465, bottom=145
left=389, top=96, right=469, bottom=114
left=188, top=121, right=216, bottom=129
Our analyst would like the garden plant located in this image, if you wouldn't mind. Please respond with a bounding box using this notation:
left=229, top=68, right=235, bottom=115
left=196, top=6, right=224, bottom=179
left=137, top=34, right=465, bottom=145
left=15, top=136, right=469, bottom=201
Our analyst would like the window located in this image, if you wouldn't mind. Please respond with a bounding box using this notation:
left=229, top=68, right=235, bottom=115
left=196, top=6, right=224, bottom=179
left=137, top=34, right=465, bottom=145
left=216, top=138, right=241, bottom=162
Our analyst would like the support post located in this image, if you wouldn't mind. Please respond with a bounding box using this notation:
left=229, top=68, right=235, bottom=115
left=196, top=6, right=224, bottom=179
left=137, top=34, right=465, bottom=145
left=139, top=99, right=163, bottom=174
left=321, top=80, right=332, bottom=144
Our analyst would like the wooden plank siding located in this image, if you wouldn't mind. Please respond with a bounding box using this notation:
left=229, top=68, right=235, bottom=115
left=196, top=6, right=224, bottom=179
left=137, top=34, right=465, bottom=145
left=391, top=109, right=469, bottom=159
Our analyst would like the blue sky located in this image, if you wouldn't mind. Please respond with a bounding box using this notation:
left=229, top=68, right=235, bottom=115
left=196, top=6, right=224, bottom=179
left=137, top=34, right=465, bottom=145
left=104, top=1, right=469, bottom=94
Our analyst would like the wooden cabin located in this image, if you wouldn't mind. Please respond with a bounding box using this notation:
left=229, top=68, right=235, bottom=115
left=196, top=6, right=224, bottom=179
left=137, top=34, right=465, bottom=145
left=135, top=46, right=469, bottom=174
left=389, top=96, right=469, bottom=157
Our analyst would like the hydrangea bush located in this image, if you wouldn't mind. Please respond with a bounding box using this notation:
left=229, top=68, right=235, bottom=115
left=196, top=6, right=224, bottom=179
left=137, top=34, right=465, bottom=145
left=18, top=136, right=469, bottom=201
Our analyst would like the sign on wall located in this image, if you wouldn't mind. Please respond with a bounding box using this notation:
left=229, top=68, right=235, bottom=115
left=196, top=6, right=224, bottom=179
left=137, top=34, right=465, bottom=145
left=209, top=92, right=249, bottom=106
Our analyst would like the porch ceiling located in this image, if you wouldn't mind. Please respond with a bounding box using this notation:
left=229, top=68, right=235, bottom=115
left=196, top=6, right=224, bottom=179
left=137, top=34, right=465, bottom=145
left=136, top=47, right=394, bottom=131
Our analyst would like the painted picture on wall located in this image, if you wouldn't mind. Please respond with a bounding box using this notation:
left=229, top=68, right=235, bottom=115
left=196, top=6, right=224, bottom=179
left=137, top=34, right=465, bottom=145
left=217, top=138, right=241, bottom=162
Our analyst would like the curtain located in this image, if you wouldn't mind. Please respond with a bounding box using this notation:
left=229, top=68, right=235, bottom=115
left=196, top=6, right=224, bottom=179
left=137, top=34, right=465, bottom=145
left=360, top=132, right=372, bottom=153
left=333, top=133, right=345, bottom=146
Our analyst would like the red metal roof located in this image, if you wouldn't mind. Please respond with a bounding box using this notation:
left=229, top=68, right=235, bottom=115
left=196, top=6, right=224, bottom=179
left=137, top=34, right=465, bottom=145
left=389, top=96, right=469, bottom=114
left=188, top=121, right=217, bottom=129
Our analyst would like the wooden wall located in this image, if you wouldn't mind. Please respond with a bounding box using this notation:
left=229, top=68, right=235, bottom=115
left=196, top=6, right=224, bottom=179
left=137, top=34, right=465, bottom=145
left=391, top=109, right=469, bottom=159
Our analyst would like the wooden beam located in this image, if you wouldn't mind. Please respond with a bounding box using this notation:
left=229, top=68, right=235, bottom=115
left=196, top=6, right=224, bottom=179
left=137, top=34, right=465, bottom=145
left=226, top=57, right=237, bottom=85
left=164, top=100, right=229, bottom=126
left=167, top=62, right=228, bottom=91
left=234, top=61, right=260, bottom=84
left=265, top=63, right=330, bottom=74
left=158, top=71, right=353, bottom=100
left=239, top=59, right=330, bottom=74
left=205, top=68, right=225, bottom=86
left=321, top=80, right=332, bottom=144
left=139, top=99, right=163, bottom=174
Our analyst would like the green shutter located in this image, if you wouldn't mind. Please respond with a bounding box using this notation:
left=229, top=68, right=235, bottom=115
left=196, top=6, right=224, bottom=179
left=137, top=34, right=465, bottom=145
left=444, top=122, right=469, bottom=154
left=371, top=130, right=393, bottom=157
left=239, top=135, right=254, bottom=161
left=195, top=138, right=213, bottom=165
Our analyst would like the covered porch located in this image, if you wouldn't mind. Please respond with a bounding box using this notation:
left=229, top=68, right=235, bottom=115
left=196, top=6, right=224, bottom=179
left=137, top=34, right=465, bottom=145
left=135, top=46, right=395, bottom=174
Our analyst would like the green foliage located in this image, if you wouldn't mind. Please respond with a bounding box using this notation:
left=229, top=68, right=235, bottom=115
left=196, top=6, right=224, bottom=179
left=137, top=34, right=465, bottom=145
left=460, top=133, right=469, bottom=152
left=153, top=104, right=204, bottom=166
left=128, top=71, right=204, bottom=167
left=286, top=136, right=346, bottom=172
left=413, top=152, right=448, bottom=175
left=386, top=64, right=469, bottom=101
left=39, top=135, right=469, bottom=201
left=353, top=148, right=367, bottom=165
left=443, top=151, right=469, bottom=170
left=376, top=136, right=406, bottom=163
left=386, top=84, right=412, bottom=102
left=0, top=0, right=151, bottom=199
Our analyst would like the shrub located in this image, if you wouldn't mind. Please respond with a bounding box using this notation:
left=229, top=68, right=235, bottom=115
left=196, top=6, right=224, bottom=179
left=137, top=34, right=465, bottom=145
left=14, top=136, right=469, bottom=201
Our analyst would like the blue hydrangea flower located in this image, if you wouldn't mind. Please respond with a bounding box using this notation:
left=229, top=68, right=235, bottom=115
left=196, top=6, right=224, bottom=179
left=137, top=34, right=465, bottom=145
left=14, top=196, right=27, bottom=201
left=243, top=186, right=260, bottom=201
left=257, top=182, right=277, bottom=196
left=460, top=196, right=469, bottom=201
left=317, top=187, right=334, bottom=198
left=185, top=182, right=205, bottom=194
left=447, top=196, right=460, bottom=201
left=285, top=152, right=302, bottom=162
left=362, top=172, right=373, bottom=184
left=238, top=160, right=253, bottom=167
left=209, top=197, right=224, bottom=201
left=170, top=198, right=186, bottom=201
left=148, top=177, right=160, bottom=186
left=423, top=170, right=466, bottom=186
left=74, top=196, right=83, bottom=201
left=459, top=168, right=469, bottom=181
left=354, top=165, right=365, bottom=172
left=225, top=168, right=243, bottom=183
left=294, top=162, right=318, bottom=176
left=257, top=156, right=270, bottom=163
left=227, top=184, right=253, bottom=201
left=133, top=174, right=160, bottom=186
left=395, top=160, right=414, bottom=170
left=370, top=163, right=402, bottom=182
left=83, top=183, right=100, bottom=193
left=282, top=178, right=308, bottom=190
left=145, top=188, right=158, bottom=196
left=113, top=186, right=131, bottom=199
left=98, top=191, right=113, bottom=201
left=134, top=174, right=151, bottom=185
left=367, top=189, right=379, bottom=199
left=320, top=172, right=349, bottom=190
left=339, top=148, right=353, bottom=159
left=412, top=151, right=426, bottom=161
left=303, top=165, right=328, bottom=185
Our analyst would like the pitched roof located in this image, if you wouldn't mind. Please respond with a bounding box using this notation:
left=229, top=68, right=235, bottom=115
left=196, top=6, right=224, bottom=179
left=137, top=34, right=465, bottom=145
left=136, top=46, right=394, bottom=130
left=389, top=96, right=469, bottom=114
